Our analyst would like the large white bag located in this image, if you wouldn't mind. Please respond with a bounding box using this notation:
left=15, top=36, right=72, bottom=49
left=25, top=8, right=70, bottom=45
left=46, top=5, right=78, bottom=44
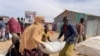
left=76, top=36, right=100, bottom=56
left=38, top=40, right=66, bottom=54
left=0, top=49, right=8, bottom=56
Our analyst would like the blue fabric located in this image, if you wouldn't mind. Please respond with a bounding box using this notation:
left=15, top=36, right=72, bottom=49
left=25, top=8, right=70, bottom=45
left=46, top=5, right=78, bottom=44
left=58, top=23, right=77, bottom=44
left=0, top=21, right=6, bottom=29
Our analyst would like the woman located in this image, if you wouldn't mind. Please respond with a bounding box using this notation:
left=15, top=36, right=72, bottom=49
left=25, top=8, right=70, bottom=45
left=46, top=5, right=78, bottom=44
left=8, top=17, right=21, bottom=37
left=19, top=16, right=45, bottom=56
left=7, top=17, right=21, bottom=56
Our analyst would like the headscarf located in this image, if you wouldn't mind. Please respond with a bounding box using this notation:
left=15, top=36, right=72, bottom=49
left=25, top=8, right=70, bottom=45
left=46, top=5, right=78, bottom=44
left=8, top=17, right=21, bottom=33
left=19, top=16, right=44, bottom=55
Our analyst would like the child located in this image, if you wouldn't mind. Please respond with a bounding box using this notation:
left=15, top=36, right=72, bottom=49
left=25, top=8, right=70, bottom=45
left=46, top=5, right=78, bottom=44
left=41, top=25, right=51, bottom=56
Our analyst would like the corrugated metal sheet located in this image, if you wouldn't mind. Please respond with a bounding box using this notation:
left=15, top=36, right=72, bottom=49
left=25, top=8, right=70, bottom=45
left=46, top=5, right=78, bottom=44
left=76, top=13, right=87, bottom=22
left=54, top=11, right=68, bottom=23
left=86, top=19, right=93, bottom=37
left=57, top=22, right=63, bottom=32
left=86, top=16, right=99, bottom=37
left=97, top=19, right=100, bottom=35
left=52, top=23, right=57, bottom=31
left=67, top=11, right=77, bottom=25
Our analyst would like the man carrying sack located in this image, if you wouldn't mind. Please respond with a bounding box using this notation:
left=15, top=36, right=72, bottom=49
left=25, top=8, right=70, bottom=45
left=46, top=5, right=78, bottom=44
left=57, top=17, right=77, bottom=56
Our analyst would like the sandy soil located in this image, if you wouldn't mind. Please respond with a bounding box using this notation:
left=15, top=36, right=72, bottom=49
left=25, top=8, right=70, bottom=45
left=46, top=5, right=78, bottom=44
left=0, top=31, right=85, bottom=56
left=0, top=40, right=12, bottom=51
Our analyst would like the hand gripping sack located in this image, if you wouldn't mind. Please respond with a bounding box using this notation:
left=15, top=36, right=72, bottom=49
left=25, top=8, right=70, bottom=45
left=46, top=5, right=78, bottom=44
left=38, top=40, right=66, bottom=54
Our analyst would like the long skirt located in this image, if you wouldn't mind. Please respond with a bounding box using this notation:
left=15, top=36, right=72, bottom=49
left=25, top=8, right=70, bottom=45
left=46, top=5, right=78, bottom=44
left=23, top=48, right=43, bottom=56
left=59, top=43, right=74, bottom=56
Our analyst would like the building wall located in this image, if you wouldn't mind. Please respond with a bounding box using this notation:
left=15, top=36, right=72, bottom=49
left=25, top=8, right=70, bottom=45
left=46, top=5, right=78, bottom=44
left=97, top=18, right=100, bottom=35
left=75, top=13, right=87, bottom=22
left=3, top=18, right=9, bottom=23
left=54, top=11, right=68, bottom=23
left=67, top=11, right=77, bottom=25
left=54, top=11, right=68, bottom=32
left=54, top=10, right=100, bottom=37
left=86, top=16, right=99, bottom=37
left=54, top=10, right=87, bottom=32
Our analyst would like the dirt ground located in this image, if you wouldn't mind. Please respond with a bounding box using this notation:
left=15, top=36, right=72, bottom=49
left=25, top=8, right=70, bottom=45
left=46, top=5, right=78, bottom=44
left=0, top=31, right=84, bottom=56
left=0, top=40, right=12, bottom=51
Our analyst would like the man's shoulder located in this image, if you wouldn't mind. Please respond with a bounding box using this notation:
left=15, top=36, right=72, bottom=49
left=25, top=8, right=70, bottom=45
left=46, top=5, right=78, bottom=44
left=68, top=23, right=74, bottom=27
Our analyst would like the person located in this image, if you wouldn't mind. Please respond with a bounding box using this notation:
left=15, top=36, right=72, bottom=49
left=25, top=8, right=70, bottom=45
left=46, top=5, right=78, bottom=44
left=5, top=23, right=10, bottom=40
left=42, top=23, right=51, bottom=42
left=76, top=18, right=86, bottom=43
left=17, top=17, right=24, bottom=33
left=57, top=17, right=77, bottom=56
left=6, top=35, right=21, bottom=56
left=19, top=16, right=45, bottom=56
left=8, top=17, right=21, bottom=37
left=42, top=23, right=51, bottom=56
left=0, top=17, right=6, bottom=41
left=7, top=17, right=21, bottom=56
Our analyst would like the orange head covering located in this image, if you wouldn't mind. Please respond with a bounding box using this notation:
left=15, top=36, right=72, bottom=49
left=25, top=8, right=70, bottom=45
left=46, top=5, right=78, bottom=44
left=19, top=16, right=44, bottom=55
left=34, top=16, right=44, bottom=24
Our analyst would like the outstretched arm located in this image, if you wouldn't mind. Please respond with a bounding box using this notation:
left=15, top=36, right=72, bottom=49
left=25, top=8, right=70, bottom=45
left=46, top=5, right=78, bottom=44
left=58, top=26, right=63, bottom=39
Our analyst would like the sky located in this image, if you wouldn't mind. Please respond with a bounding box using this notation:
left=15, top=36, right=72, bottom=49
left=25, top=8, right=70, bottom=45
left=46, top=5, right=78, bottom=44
left=0, top=0, right=100, bottom=22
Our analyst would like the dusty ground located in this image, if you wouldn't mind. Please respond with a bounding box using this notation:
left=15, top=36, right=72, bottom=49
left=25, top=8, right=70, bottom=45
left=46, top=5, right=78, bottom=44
left=0, top=31, right=84, bottom=56
left=0, top=40, right=12, bottom=51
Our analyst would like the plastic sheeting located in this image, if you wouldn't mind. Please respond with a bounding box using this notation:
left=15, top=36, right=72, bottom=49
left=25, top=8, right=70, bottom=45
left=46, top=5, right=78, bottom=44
left=76, top=36, right=100, bottom=56
left=38, top=40, right=66, bottom=54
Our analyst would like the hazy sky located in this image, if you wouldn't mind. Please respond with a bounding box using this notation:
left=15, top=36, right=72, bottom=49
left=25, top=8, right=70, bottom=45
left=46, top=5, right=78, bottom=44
left=0, top=0, right=100, bottom=22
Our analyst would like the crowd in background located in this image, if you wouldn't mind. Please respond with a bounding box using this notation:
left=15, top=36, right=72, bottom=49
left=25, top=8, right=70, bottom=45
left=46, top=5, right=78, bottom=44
left=0, top=16, right=86, bottom=56
left=0, top=17, right=24, bottom=42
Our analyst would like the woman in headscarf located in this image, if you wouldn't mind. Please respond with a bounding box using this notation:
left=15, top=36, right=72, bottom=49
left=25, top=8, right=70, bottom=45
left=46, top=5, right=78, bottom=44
left=8, top=17, right=21, bottom=37
left=7, top=17, right=21, bottom=56
left=19, top=16, right=45, bottom=56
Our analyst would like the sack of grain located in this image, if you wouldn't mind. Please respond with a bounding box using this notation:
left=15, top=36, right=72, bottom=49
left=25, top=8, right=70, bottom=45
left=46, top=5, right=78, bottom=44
left=38, top=40, right=65, bottom=54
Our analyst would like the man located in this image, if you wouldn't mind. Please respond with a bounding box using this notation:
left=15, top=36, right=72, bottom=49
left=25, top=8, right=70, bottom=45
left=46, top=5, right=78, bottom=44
left=76, top=18, right=85, bottom=43
left=58, top=17, right=77, bottom=56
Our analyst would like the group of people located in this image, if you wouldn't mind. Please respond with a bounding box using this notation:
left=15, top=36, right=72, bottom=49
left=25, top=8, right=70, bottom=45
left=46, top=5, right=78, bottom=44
left=4, top=15, right=85, bottom=56
left=58, top=17, right=85, bottom=56
left=0, top=17, right=23, bottom=42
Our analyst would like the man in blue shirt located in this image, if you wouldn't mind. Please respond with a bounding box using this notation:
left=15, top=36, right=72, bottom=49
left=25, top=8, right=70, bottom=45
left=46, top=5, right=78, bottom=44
left=58, top=17, right=77, bottom=56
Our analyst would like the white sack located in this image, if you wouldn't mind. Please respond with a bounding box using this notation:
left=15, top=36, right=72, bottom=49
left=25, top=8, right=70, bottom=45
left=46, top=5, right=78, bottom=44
left=0, top=50, right=8, bottom=56
left=9, top=33, right=12, bottom=39
left=38, top=40, right=66, bottom=54
left=76, top=36, right=100, bottom=56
